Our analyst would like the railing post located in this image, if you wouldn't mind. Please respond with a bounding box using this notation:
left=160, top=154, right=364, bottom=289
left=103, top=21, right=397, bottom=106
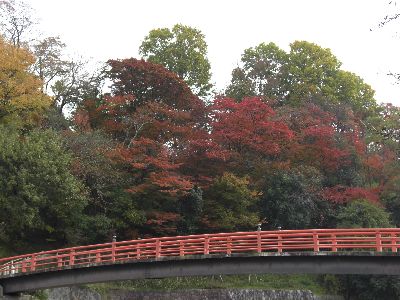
left=69, top=249, right=75, bottom=266
left=136, top=242, right=141, bottom=259
left=57, top=255, right=62, bottom=269
left=96, top=252, right=101, bottom=263
left=111, top=241, right=116, bottom=262
left=204, top=236, right=209, bottom=255
left=179, top=240, right=184, bottom=256
left=22, top=260, right=26, bottom=273
left=391, top=233, right=398, bottom=253
left=10, top=260, right=15, bottom=275
left=277, top=235, right=282, bottom=253
left=227, top=237, right=232, bottom=255
left=331, top=234, right=337, bottom=252
left=155, top=239, right=161, bottom=258
left=30, top=255, right=36, bottom=271
left=376, top=231, right=383, bottom=252
left=313, top=231, right=319, bottom=252
left=257, top=231, right=262, bottom=253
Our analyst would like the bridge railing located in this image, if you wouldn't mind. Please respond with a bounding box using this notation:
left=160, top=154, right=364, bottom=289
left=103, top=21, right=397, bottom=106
left=1, top=228, right=399, bottom=277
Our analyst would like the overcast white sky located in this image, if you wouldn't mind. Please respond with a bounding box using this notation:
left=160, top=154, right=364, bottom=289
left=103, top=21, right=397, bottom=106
left=25, top=0, right=400, bottom=106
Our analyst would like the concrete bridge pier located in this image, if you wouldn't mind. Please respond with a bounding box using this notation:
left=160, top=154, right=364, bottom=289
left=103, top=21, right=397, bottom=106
left=0, top=295, right=29, bottom=300
left=0, top=297, right=23, bottom=300
left=0, top=286, right=26, bottom=300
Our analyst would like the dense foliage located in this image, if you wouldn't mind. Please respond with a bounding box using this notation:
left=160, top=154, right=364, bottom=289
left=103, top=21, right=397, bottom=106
left=0, top=36, right=51, bottom=128
left=0, top=26, right=398, bottom=250
left=139, top=24, right=212, bottom=97
left=0, top=9, right=399, bottom=297
left=0, top=127, right=87, bottom=251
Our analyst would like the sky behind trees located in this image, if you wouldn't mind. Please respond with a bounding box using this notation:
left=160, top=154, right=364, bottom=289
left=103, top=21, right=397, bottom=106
left=24, top=0, right=400, bottom=105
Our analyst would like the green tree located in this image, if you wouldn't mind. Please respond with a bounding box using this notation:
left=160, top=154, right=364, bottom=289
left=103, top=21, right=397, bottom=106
left=139, top=24, right=212, bottom=97
left=338, top=275, right=400, bottom=300
left=203, top=173, right=259, bottom=232
left=366, top=103, right=400, bottom=158
left=225, top=67, right=256, bottom=101
left=334, top=199, right=396, bottom=300
left=226, top=42, right=287, bottom=101
left=260, top=167, right=333, bottom=230
left=381, top=174, right=400, bottom=226
left=286, top=40, right=341, bottom=104
left=64, top=131, right=145, bottom=242
left=0, top=127, right=87, bottom=251
left=332, top=70, right=376, bottom=119
left=177, top=186, right=203, bottom=234
left=336, top=199, right=392, bottom=228
left=226, top=41, right=377, bottom=118
left=292, top=42, right=378, bottom=119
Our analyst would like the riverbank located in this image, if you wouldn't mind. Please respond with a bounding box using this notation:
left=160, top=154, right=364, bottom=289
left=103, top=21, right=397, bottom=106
left=1, top=274, right=344, bottom=299
left=47, top=286, right=344, bottom=300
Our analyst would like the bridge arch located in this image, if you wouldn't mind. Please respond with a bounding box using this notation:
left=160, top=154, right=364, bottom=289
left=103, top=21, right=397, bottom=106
left=1, top=228, right=400, bottom=294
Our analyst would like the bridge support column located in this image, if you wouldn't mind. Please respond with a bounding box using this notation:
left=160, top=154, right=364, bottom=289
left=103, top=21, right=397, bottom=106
left=0, top=285, right=25, bottom=300
left=0, top=288, right=24, bottom=299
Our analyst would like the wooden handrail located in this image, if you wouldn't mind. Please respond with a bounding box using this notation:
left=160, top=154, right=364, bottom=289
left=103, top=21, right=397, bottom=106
left=1, top=228, right=399, bottom=277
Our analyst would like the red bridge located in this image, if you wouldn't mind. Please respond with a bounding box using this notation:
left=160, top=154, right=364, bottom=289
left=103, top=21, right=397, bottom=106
left=1, top=228, right=400, bottom=295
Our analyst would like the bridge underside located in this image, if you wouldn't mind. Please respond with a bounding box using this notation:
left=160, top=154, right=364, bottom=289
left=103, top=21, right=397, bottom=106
left=1, top=252, right=400, bottom=295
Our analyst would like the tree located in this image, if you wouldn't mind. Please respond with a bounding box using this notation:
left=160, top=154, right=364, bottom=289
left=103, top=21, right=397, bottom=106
left=336, top=199, right=392, bottom=228
left=177, top=186, right=203, bottom=234
left=278, top=103, right=359, bottom=175
left=226, top=41, right=377, bottom=118
left=203, top=173, right=259, bottom=232
left=63, top=131, right=145, bottom=243
left=139, top=24, right=212, bottom=97
left=32, top=36, right=66, bottom=93
left=334, top=198, right=396, bottom=300
left=107, top=58, right=204, bottom=112
left=323, top=186, right=380, bottom=204
left=285, top=41, right=377, bottom=118
left=381, top=174, right=400, bottom=226
left=0, top=36, right=51, bottom=128
left=75, top=58, right=208, bottom=237
left=225, top=67, right=256, bottom=101
left=225, top=42, right=287, bottom=101
left=338, top=275, right=400, bottom=300
left=51, top=59, right=104, bottom=114
left=74, top=100, right=192, bottom=237
left=286, top=41, right=341, bottom=104
left=260, top=166, right=333, bottom=230
left=112, top=137, right=193, bottom=196
left=0, top=127, right=87, bottom=251
left=97, top=58, right=206, bottom=154
left=0, top=0, right=35, bottom=47
left=332, top=70, right=377, bottom=119
left=207, top=97, right=293, bottom=176
left=32, top=36, right=105, bottom=114
left=366, top=103, right=400, bottom=158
